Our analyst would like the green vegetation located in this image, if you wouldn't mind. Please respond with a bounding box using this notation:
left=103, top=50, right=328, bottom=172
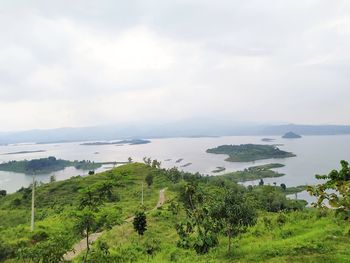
left=308, top=160, right=350, bottom=215
left=1, top=161, right=350, bottom=262
left=206, top=144, right=296, bottom=162
left=212, top=166, right=226, bottom=173
left=221, top=163, right=285, bottom=182
left=0, top=156, right=102, bottom=174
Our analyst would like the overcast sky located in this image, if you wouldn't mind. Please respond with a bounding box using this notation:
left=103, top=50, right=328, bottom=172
left=0, top=0, right=349, bottom=131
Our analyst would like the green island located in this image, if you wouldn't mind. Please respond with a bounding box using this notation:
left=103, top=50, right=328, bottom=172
left=261, top=138, right=275, bottom=142
left=212, top=166, right=226, bottom=173
left=221, top=163, right=285, bottom=182
left=206, top=144, right=296, bottom=162
left=0, top=161, right=350, bottom=262
left=81, top=139, right=151, bottom=146
left=0, top=156, right=103, bottom=174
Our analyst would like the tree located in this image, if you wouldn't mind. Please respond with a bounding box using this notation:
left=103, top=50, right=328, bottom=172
left=145, top=173, right=153, bottom=188
left=308, top=160, right=350, bottom=219
left=88, top=170, right=95, bottom=175
left=167, top=167, right=182, bottom=183
left=75, top=183, right=115, bottom=262
left=259, top=179, right=264, bottom=186
left=133, top=211, right=147, bottom=236
left=49, top=175, right=56, bottom=183
left=17, top=231, right=72, bottom=263
left=151, top=159, right=161, bottom=169
left=212, top=189, right=257, bottom=253
left=0, top=190, right=6, bottom=197
left=176, top=182, right=219, bottom=254
left=280, top=183, right=286, bottom=191
left=143, top=157, right=151, bottom=166
left=128, top=157, right=133, bottom=163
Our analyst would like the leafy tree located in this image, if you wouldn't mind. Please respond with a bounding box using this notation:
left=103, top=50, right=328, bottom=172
left=128, top=157, right=133, bottom=163
left=176, top=182, right=219, bottom=254
left=0, top=189, right=6, bottom=197
left=88, top=170, right=95, bottom=175
left=167, top=167, right=182, bottom=183
left=75, top=183, right=115, bottom=262
left=133, top=211, right=147, bottom=236
left=308, top=160, right=350, bottom=219
left=151, top=159, right=161, bottom=169
left=143, top=157, right=152, bottom=166
left=259, top=179, right=264, bottom=186
left=17, top=231, right=72, bottom=263
left=280, top=183, right=286, bottom=191
left=212, top=189, right=257, bottom=253
left=145, top=173, right=154, bottom=188
left=49, top=175, right=56, bottom=183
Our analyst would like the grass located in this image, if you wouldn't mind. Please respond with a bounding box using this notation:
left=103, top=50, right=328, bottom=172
left=1, top=162, right=350, bottom=262
left=73, top=205, right=350, bottom=263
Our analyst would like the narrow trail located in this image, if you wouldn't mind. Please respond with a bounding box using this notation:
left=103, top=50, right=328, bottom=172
left=64, top=188, right=166, bottom=261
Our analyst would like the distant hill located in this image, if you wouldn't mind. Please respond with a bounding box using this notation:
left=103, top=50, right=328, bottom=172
left=282, top=132, right=302, bottom=139
left=0, top=121, right=350, bottom=144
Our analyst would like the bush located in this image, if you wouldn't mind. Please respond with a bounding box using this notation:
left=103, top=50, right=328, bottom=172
left=276, top=213, right=288, bottom=226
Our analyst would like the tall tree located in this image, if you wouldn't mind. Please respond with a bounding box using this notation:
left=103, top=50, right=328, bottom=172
left=145, top=173, right=154, bottom=188
left=133, top=211, right=147, bottom=236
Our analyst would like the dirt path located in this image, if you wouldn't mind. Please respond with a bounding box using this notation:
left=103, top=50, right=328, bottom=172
left=64, top=188, right=166, bottom=261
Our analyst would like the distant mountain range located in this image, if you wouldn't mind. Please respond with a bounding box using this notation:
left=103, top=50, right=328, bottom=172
left=1, top=120, right=350, bottom=144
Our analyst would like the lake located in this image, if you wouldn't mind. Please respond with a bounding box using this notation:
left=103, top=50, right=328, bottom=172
left=1, top=135, right=349, bottom=195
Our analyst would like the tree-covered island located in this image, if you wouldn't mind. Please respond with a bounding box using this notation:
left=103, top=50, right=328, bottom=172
left=221, top=163, right=285, bottom=182
left=206, top=144, right=296, bottom=162
left=0, top=156, right=103, bottom=174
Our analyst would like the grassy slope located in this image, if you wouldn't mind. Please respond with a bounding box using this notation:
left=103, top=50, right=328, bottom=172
left=1, top=163, right=350, bottom=262
left=0, top=163, right=174, bottom=262
left=77, top=204, right=350, bottom=263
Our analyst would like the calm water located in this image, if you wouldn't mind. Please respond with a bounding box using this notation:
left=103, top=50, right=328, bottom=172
left=0, top=135, right=349, bottom=194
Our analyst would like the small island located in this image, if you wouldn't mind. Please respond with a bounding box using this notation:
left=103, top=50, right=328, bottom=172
left=206, top=144, right=296, bottom=162
left=0, top=156, right=103, bottom=174
left=212, top=166, right=226, bottom=173
left=282, top=131, right=302, bottom=139
left=2, top=150, right=46, bottom=155
left=261, top=138, right=275, bottom=142
left=222, top=163, right=285, bottom=182
left=81, top=139, right=151, bottom=146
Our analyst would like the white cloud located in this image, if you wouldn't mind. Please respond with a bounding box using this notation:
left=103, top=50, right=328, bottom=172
left=0, top=0, right=349, bottom=130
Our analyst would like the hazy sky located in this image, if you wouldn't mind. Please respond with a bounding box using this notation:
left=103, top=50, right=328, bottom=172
left=1, top=0, right=350, bottom=131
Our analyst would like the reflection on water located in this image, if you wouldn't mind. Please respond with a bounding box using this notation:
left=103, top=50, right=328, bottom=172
left=0, top=135, right=349, bottom=194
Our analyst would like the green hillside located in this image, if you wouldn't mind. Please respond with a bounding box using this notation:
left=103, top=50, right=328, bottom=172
left=0, top=162, right=349, bottom=262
